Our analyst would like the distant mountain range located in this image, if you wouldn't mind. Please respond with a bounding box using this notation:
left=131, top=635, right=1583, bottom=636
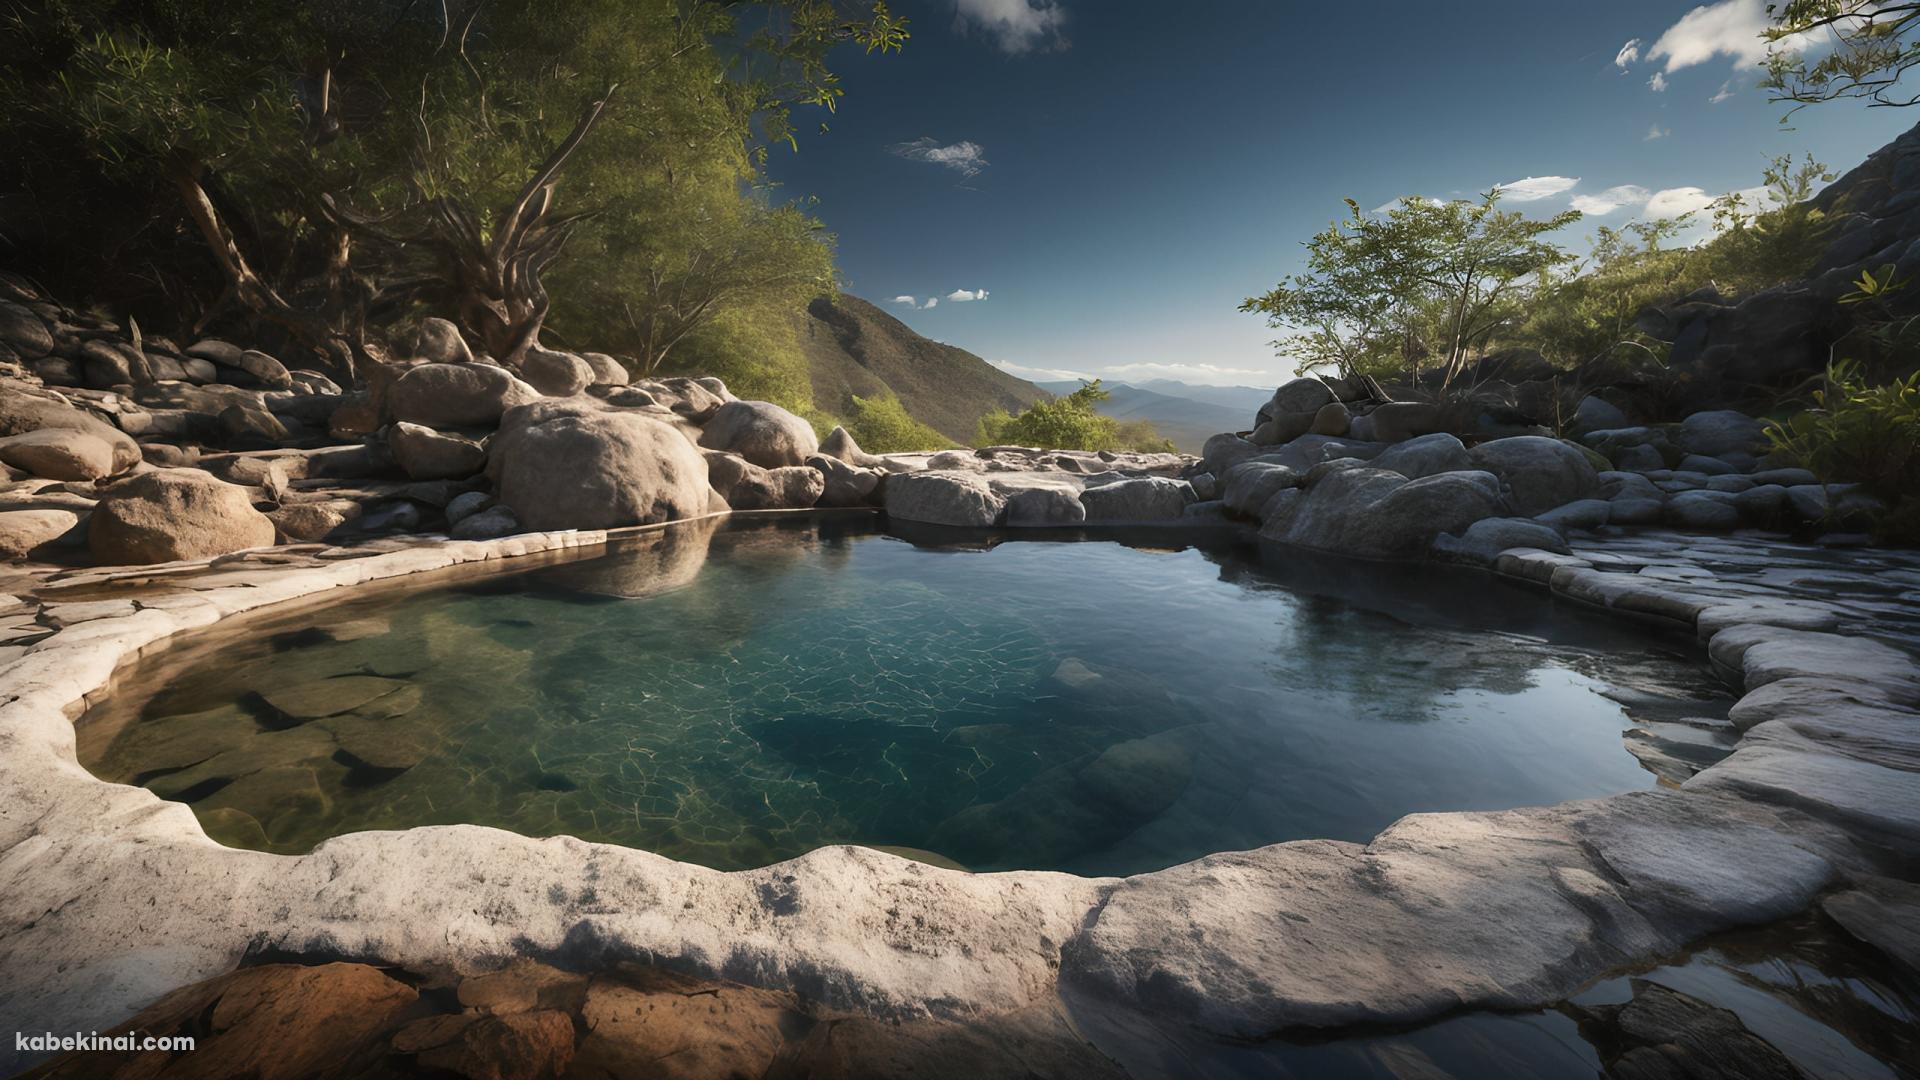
left=1036, top=378, right=1269, bottom=452
left=796, top=295, right=1045, bottom=443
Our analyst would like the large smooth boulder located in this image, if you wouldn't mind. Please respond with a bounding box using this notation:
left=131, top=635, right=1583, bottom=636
left=807, top=454, right=883, bottom=507
left=1677, top=410, right=1768, bottom=460
left=521, top=346, right=594, bottom=397
left=635, top=377, right=728, bottom=423
left=1080, top=476, right=1194, bottom=522
left=0, top=387, right=140, bottom=473
left=0, top=428, right=115, bottom=481
left=819, top=425, right=888, bottom=468
left=1200, top=433, right=1265, bottom=478
left=88, top=469, right=276, bottom=564
left=1573, top=395, right=1629, bottom=433
left=1370, top=432, right=1470, bottom=479
left=0, top=508, right=85, bottom=559
left=885, top=471, right=1004, bottom=527
left=703, top=450, right=825, bottom=511
left=1221, top=461, right=1304, bottom=518
left=1262, top=467, right=1504, bottom=560
left=698, top=400, right=818, bottom=468
left=1367, top=401, right=1451, bottom=443
left=0, top=301, right=53, bottom=358
left=1270, top=377, right=1337, bottom=416
left=1430, top=516, right=1570, bottom=566
left=494, top=410, right=709, bottom=531
left=1003, top=485, right=1087, bottom=526
left=388, top=422, right=486, bottom=481
left=1467, top=436, right=1598, bottom=516
left=579, top=352, right=629, bottom=386
left=412, top=318, right=474, bottom=365
left=388, top=363, right=541, bottom=428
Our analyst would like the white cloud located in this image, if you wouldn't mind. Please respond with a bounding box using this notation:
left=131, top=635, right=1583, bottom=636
left=1645, top=123, right=1671, bottom=140
left=1709, top=79, right=1736, bottom=103
left=889, top=137, right=989, bottom=180
left=1649, top=71, right=1669, bottom=91
left=889, top=295, right=942, bottom=310
left=1645, top=186, right=1717, bottom=218
left=1615, top=38, right=1642, bottom=68
left=923, top=297, right=939, bottom=309
left=1647, top=0, right=1774, bottom=71
left=1496, top=175, right=1580, bottom=202
left=991, top=359, right=1091, bottom=382
left=953, top=0, right=1067, bottom=55
left=1571, top=184, right=1653, bottom=214
left=890, top=295, right=917, bottom=305
left=946, top=288, right=990, bottom=302
left=1104, top=361, right=1270, bottom=385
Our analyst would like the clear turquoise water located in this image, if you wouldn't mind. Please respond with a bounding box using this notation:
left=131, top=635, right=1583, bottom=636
left=78, top=515, right=1727, bottom=875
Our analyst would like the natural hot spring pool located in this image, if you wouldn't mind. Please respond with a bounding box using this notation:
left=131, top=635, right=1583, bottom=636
left=77, top=514, right=1731, bottom=876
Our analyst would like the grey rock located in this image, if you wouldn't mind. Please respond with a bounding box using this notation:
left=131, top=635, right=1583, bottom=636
left=412, top=318, right=474, bottom=365
left=1269, top=376, right=1336, bottom=415
left=1467, top=436, right=1599, bottom=516
left=521, top=347, right=594, bottom=398
left=1665, top=489, right=1741, bottom=530
left=806, top=454, right=883, bottom=508
left=885, top=471, right=1004, bottom=527
left=1678, top=454, right=1738, bottom=476
left=1572, top=394, right=1628, bottom=432
left=1535, top=499, right=1611, bottom=531
left=1221, top=461, right=1304, bottom=518
left=1608, top=498, right=1666, bottom=525
left=444, top=491, right=495, bottom=526
left=1370, top=432, right=1470, bottom=479
left=1003, top=486, right=1087, bottom=526
left=1431, top=516, right=1570, bottom=565
left=819, top=426, right=887, bottom=468
left=703, top=450, right=825, bottom=511
left=449, top=505, right=521, bottom=541
left=388, top=422, right=486, bottom=481
left=1078, top=477, right=1194, bottom=522
left=578, top=352, right=629, bottom=386
left=1261, top=467, right=1504, bottom=560
left=389, top=364, right=541, bottom=428
left=494, top=409, right=711, bottom=531
left=1187, top=471, right=1218, bottom=500
left=1677, top=409, right=1767, bottom=459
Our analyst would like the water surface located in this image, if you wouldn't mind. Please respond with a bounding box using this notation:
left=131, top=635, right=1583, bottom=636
left=78, top=515, right=1728, bottom=875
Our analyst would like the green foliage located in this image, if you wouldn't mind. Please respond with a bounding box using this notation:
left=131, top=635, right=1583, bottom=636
left=661, top=302, right=816, bottom=413
left=1519, top=218, right=1693, bottom=369
left=1763, top=2, right=1920, bottom=109
left=1694, top=154, right=1838, bottom=294
left=975, top=380, right=1172, bottom=451
left=843, top=393, right=950, bottom=452
left=1765, top=360, right=1920, bottom=538
left=1242, top=191, right=1580, bottom=389
left=0, top=0, right=899, bottom=372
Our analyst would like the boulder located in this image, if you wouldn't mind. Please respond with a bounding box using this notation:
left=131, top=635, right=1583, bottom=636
left=388, top=363, right=541, bottom=428
left=1430, top=516, right=1570, bottom=565
left=1309, top=401, right=1350, bottom=436
left=229, top=349, right=294, bottom=390
left=0, top=508, right=86, bottom=559
left=806, top=454, right=883, bottom=508
left=450, top=505, right=522, bottom=541
left=269, top=500, right=359, bottom=542
left=388, top=422, right=486, bottom=481
left=1611, top=443, right=1667, bottom=472
left=579, top=351, right=629, bottom=386
left=1677, top=410, right=1768, bottom=460
left=1221, top=461, right=1305, bottom=518
left=88, top=469, right=276, bottom=564
left=1573, top=394, right=1629, bottom=432
left=819, top=425, right=888, bottom=468
left=412, top=318, right=474, bottom=365
left=1079, top=476, right=1194, bottom=522
left=703, top=450, right=825, bottom=511
left=634, top=377, right=728, bottom=423
left=1534, top=499, right=1611, bottom=531
left=1666, top=489, right=1742, bottom=530
left=445, top=491, right=495, bottom=526
left=521, top=346, right=594, bottom=397
left=1262, top=467, right=1504, bottom=560
left=1467, top=436, right=1599, bottom=516
left=1003, top=485, right=1087, bottom=526
left=0, top=428, right=115, bottom=481
left=1366, top=401, right=1451, bottom=443
left=0, top=387, right=140, bottom=473
left=1251, top=410, right=1318, bottom=446
left=216, top=403, right=290, bottom=448
left=1270, top=376, right=1337, bottom=416
left=1370, top=432, right=1470, bottom=479
left=0, top=301, right=53, bottom=359
left=494, top=409, right=709, bottom=531
left=697, top=400, right=819, bottom=468
left=884, top=471, right=1004, bottom=527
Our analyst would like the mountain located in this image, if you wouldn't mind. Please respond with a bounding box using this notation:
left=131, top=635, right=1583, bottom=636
left=1133, top=379, right=1273, bottom=417
left=796, top=295, right=1046, bottom=443
left=1035, top=379, right=1254, bottom=453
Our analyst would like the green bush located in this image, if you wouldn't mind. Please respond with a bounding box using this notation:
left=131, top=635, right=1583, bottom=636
left=844, top=393, right=950, bottom=453
left=975, top=380, right=1174, bottom=451
left=659, top=303, right=816, bottom=415
left=1765, top=360, right=1920, bottom=540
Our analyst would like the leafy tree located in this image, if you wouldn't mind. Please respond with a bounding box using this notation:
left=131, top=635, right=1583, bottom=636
left=1519, top=217, right=1699, bottom=368
left=0, top=0, right=904, bottom=378
left=975, top=380, right=1170, bottom=451
left=1244, top=192, right=1579, bottom=391
left=1764, top=2, right=1920, bottom=109
left=1696, top=153, right=1838, bottom=294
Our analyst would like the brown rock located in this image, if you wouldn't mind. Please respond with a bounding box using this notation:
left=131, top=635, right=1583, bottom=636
left=389, top=422, right=486, bottom=480
left=0, top=428, right=115, bottom=481
left=1309, top=401, right=1351, bottom=437
left=388, top=363, right=541, bottom=428
left=494, top=409, right=709, bottom=531
left=0, top=508, right=85, bottom=559
left=572, top=971, right=792, bottom=1080
left=703, top=450, right=825, bottom=510
left=415, top=1010, right=576, bottom=1080
left=521, top=346, right=594, bottom=397
left=0, top=384, right=141, bottom=472
left=88, top=469, right=276, bottom=565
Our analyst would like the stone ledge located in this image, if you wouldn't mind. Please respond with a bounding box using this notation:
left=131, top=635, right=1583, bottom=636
left=1, top=515, right=1916, bottom=1072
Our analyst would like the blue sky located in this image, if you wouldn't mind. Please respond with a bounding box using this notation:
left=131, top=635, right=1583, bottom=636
left=764, top=0, right=1915, bottom=387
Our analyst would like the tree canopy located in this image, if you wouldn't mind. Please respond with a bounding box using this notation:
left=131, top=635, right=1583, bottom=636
left=1765, top=1, right=1920, bottom=109
left=0, top=0, right=904, bottom=381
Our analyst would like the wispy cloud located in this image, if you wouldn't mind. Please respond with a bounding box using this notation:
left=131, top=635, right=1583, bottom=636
left=1709, top=79, right=1736, bottom=103
left=1645, top=186, right=1717, bottom=219
left=1496, top=176, right=1580, bottom=202
left=1104, top=361, right=1270, bottom=385
left=889, top=137, right=989, bottom=181
left=1614, top=38, right=1642, bottom=68
left=991, top=359, right=1092, bottom=382
left=890, top=295, right=941, bottom=310
left=1571, top=184, right=1652, bottom=215
left=1645, top=123, right=1671, bottom=140
left=953, top=0, right=1068, bottom=54
left=1647, top=0, right=1776, bottom=71
left=1648, top=71, right=1668, bottom=91
left=946, top=288, right=990, bottom=302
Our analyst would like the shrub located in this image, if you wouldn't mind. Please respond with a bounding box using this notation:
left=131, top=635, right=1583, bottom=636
left=844, top=393, right=950, bottom=453
left=1765, top=360, right=1920, bottom=540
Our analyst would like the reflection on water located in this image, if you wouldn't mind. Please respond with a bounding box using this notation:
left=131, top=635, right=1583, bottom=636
left=77, top=515, right=1727, bottom=875
left=1065, top=913, right=1919, bottom=1079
